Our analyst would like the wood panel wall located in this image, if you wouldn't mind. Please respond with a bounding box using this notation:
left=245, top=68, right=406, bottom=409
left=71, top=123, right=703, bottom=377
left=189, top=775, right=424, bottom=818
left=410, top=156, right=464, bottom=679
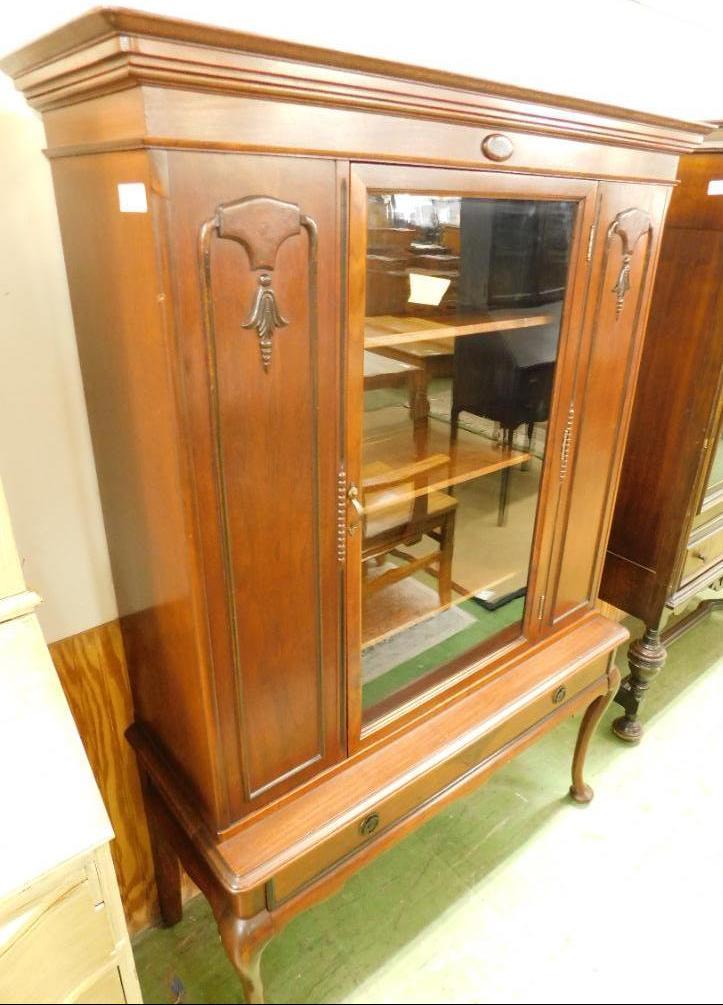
left=49, top=620, right=162, bottom=933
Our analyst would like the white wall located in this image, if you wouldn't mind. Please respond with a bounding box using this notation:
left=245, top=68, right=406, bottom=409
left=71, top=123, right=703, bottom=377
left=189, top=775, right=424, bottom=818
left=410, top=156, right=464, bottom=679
left=0, top=0, right=721, bottom=643
left=0, top=73, right=117, bottom=642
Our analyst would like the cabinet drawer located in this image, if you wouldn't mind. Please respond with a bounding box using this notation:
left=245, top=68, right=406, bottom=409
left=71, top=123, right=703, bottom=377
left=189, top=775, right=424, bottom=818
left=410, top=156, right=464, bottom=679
left=682, top=525, right=723, bottom=584
left=74, top=966, right=126, bottom=1003
left=270, top=654, right=608, bottom=903
left=0, top=869, right=116, bottom=1004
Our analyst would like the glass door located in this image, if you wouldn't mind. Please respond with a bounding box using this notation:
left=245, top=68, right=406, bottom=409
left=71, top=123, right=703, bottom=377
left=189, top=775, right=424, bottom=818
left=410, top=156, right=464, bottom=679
left=346, top=165, right=597, bottom=737
left=701, top=402, right=723, bottom=511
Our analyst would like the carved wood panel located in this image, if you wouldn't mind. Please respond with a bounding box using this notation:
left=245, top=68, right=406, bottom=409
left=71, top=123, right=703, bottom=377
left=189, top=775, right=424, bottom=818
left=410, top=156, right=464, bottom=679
left=167, top=154, right=344, bottom=819
left=549, top=183, right=669, bottom=625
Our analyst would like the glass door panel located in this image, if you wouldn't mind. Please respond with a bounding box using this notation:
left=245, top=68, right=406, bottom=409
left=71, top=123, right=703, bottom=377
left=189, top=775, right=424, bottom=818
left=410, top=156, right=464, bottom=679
left=702, top=420, right=723, bottom=505
left=358, top=191, right=577, bottom=723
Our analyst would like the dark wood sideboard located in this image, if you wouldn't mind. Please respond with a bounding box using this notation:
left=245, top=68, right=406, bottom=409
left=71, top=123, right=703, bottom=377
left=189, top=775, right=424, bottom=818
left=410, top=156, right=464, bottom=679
left=601, top=137, right=723, bottom=742
left=1, top=10, right=708, bottom=1001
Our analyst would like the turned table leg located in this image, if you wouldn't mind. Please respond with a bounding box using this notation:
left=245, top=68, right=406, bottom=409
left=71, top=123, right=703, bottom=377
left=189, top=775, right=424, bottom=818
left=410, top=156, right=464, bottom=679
left=612, top=623, right=667, bottom=744
left=570, top=665, right=621, bottom=803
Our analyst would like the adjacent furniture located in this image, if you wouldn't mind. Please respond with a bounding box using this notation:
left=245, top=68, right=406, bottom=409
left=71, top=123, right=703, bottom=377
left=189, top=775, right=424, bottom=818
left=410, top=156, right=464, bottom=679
left=600, top=138, right=723, bottom=742
left=0, top=481, right=141, bottom=1004
left=2, top=10, right=707, bottom=1002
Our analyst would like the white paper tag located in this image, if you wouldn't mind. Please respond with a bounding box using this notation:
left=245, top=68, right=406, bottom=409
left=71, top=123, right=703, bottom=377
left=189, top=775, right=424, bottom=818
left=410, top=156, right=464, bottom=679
left=707, top=179, right=723, bottom=196
left=117, top=182, right=148, bottom=213
left=408, top=272, right=451, bottom=306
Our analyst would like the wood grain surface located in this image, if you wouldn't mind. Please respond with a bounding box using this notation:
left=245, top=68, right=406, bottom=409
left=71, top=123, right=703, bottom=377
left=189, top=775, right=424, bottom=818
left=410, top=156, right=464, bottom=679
left=49, top=620, right=177, bottom=932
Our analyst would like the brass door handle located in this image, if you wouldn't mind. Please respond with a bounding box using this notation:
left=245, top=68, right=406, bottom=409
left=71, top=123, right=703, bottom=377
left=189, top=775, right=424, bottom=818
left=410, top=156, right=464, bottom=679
left=347, top=484, right=364, bottom=534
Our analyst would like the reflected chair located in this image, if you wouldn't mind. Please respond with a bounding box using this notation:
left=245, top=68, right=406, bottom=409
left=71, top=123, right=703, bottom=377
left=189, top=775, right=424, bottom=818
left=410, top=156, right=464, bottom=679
left=360, top=455, right=457, bottom=606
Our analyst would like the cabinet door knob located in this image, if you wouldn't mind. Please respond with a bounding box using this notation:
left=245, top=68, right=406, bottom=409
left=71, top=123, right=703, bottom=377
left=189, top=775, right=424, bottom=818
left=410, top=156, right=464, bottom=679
left=359, top=812, right=380, bottom=836
left=481, top=133, right=514, bottom=162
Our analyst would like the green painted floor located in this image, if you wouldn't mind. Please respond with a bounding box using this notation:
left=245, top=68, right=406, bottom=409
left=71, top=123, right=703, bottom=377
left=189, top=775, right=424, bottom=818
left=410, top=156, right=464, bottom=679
left=133, top=608, right=723, bottom=1004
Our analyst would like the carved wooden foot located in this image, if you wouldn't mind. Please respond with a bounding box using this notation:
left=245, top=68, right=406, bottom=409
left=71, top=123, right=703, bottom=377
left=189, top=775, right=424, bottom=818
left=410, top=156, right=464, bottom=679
left=217, top=909, right=274, bottom=1005
left=612, top=625, right=667, bottom=744
left=570, top=666, right=621, bottom=803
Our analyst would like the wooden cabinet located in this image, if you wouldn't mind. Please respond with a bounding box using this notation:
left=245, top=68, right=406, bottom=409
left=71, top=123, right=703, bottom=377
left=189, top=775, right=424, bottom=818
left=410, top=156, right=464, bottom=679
left=600, top=142, right=723, bottom=742
left=0, top=481, right=141, bottom=1003
left=0, top=849, right=139, bottom=1005
left=1, top=10, right=707, bottom=1002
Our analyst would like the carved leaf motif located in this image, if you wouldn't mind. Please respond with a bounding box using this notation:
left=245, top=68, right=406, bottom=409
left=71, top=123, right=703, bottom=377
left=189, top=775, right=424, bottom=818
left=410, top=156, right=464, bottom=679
left=608, top=208, right=652, bottom=322
left=241, top=273, right=289, bottom=371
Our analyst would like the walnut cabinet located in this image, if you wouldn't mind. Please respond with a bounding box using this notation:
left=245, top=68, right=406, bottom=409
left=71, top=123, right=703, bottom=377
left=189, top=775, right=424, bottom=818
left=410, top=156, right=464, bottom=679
left=1, top=10, right=708, bottom=1001
left=601, top=140, right=723, bottom=741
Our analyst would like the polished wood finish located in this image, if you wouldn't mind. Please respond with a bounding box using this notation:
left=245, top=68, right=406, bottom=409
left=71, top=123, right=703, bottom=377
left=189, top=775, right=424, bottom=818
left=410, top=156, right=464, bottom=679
left=601, top=151, right=723, bottom=740
left=2, top=9, right=707, bottom=1000
left=129, top=615, right=624, bottom=995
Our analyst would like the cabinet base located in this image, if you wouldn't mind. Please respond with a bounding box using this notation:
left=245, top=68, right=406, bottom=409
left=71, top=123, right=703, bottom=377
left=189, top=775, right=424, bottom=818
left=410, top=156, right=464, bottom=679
left=129, top=615, right=625, bottom=1003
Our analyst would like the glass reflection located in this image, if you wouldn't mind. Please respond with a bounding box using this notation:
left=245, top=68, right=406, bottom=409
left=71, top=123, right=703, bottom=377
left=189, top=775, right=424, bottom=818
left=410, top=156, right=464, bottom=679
left=361, top=194, right=575, bottom=721
left=703, top=425, right=723, bottom=503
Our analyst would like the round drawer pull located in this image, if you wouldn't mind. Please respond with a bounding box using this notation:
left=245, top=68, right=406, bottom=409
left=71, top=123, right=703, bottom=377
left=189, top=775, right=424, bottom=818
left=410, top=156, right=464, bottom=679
left=552, top=685, right=567, bottom=704
left=359, top=812, right=380, bottom=837
left=481, top=133, right=514, bottom=162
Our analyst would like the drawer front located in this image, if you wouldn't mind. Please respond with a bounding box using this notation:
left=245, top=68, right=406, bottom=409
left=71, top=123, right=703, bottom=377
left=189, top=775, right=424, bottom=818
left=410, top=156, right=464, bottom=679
left=0, top=869, right=115, bottom=1004
left=73, top=966, right=126, bottom=1004
left=270, top=654, right=608, bottom=903
left=682, top=525, right=723, bottom=585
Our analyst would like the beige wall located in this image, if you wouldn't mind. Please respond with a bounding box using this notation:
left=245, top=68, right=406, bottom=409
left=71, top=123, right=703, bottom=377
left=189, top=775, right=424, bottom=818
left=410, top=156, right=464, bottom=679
left=0, top=73, right=117, bottom=643
left=0, top=0, right=720, bottom=643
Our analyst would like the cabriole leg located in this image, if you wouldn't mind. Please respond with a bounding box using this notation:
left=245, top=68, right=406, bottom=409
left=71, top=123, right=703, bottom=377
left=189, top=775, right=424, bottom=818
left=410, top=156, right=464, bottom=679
left=570, top=665, right=621, bottom=803
left=612, top=624, right=667, bottom=744
left=217, top=910, right=274, bottom=1005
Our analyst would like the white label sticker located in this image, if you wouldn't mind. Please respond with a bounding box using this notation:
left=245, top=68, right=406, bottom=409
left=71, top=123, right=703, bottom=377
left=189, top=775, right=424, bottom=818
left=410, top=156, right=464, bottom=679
left=407, top=272, right=451, bottom=307
left=707, top=179, right=723, bottom=196
left=117, top=182, right=148, bottom=213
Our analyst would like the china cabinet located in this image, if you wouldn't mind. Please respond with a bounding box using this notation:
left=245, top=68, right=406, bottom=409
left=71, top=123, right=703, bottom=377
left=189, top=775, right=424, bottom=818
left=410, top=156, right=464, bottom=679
left=1, top=9, right=707, bottom=1001
left=601, top=136, right=723, bottom=741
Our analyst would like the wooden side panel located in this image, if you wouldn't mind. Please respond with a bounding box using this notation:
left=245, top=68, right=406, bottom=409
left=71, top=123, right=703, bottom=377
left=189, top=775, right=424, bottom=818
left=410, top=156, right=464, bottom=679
left=50, top=152, right=225, bottom=827
left=164, top=152, right=343, bottom=811
left=600, top=153, right=723, bottom=623
left=550, top=182, right=670, bottom=624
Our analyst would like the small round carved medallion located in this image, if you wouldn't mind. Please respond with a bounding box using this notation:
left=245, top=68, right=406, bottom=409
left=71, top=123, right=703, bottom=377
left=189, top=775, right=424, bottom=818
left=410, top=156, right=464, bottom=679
left=359, top=812, right=380, bottom=836
left=481, top=133, right=514, bottom=162
left=552, top=685, right=567, bottom=704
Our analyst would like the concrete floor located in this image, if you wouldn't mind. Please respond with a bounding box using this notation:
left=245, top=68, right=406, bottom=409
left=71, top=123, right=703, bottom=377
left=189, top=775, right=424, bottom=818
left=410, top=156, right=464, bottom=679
left=133, top=608, right=723, bottom=1004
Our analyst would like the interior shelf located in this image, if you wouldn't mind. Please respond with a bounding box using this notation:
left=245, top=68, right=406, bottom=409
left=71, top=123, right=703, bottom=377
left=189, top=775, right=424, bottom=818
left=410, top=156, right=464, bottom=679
left=364, top=308, right=554, bottom=349
left=362, top=424, right=531, bottom=515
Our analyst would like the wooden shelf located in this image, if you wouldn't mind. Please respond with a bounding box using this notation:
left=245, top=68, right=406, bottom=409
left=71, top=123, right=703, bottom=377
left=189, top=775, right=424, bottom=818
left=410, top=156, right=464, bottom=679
left=364, top=308, right=554, bottom=349
left=362, top=425, right=530, bottom=516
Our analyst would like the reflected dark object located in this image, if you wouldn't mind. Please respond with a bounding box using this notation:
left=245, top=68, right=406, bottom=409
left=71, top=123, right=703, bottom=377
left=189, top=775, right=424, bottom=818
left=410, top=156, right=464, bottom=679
left=451, top=316, right=560, bottom=525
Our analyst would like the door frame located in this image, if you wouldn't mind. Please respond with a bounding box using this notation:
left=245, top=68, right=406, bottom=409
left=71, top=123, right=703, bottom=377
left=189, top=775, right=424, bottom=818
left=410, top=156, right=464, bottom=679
left=345, top=162, right=599, bottom=750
